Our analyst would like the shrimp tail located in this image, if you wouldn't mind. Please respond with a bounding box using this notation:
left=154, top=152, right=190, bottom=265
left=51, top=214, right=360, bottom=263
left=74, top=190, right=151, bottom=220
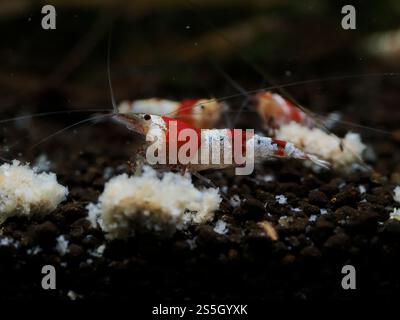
left=307, top=154, right=331, bottom=169
left=271, top=139, right=330, bottom=169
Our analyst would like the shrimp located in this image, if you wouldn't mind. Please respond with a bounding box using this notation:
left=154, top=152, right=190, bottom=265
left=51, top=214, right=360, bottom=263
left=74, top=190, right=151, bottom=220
left=254, top=91, right=315, bottom=131
left=118, top=98, right=224, bottom=129
left=113, top=112, right=329, bottom=174
left=253, top=91, right=367, bottom=168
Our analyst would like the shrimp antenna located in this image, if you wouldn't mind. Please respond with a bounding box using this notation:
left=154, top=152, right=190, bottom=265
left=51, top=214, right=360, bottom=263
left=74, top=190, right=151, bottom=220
left=0, top=108, right=111, bottom=124
left=28, top=113, right=113, bottom=151
left=209, top=58, right=251, bottom=126
left=107, top=27, right=118, bottom=114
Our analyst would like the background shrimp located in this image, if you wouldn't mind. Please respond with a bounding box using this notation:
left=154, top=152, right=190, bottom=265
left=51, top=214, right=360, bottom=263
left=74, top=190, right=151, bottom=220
left=118, top=98, right=224, bottom=128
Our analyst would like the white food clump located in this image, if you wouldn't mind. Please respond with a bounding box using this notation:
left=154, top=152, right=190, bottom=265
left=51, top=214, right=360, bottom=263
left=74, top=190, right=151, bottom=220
left=0, top=160, right=68, bottom=224
left=394, top=186, right=400, bottom=204
left=276, top=122, right=366, bottom=167
left=87, top=166, right=221, bottom=239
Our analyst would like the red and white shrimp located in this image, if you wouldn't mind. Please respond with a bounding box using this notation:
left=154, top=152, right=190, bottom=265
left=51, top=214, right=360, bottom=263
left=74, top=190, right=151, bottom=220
left=118, top=98, right=224, bottom=129
left=113, top=112, right=329, bottom=174
left=254, top=91, right=315, bottom=130
left=253, top=91, right=366, bottom=168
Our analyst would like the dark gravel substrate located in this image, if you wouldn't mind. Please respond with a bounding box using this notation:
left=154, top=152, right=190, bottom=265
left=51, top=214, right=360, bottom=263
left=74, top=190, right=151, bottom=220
left=1, top=94, right=400, bottom=303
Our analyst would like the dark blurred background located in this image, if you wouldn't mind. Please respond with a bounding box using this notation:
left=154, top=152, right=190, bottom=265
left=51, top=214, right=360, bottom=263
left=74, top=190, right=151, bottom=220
left=1, top=0, right=400, bottom=161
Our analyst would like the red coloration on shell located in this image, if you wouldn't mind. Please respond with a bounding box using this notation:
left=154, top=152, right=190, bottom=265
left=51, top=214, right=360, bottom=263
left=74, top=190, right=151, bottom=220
left=178, top=99, right=198, bottom=117
left=285, top=100, right=303, bottom=123
left=272, top=139, right=287, bottom=157
left=162, top=116, right=201, bottom=150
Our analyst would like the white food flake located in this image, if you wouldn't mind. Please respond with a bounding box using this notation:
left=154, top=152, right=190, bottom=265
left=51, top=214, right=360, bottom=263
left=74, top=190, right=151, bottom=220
left=276, top=122, right=366, bottom=167
left=309, top=215, right=317, bottom=222
left=86, top=203, right=101, bottom=229
left=67, top=290, right=83, bottom=301
left=27, top=246, right=42, bottom=255
left=87, top=166, right=221, bottom=239
left=320, top=209, right=328, bottom=215
left=55, top=235, right=69, bottom=256
left=390, top=208, right=400, bottom=221
left=0, top=160, right=68, bottom=225
left=213, top=220, right=228, bottom=235
left=394, top=186, right=400, bottom=204
left=229, top=195, right=241, bottom=208
left=34, top=154, right=51, bottom=172
left=275, top=194, right=288, bottom=205
left=0, top=237, right=19, bottom=248
left=358, top=185, right=367, bottom=194
left=90, top=244, right=106, bottom=258
left=262, top=174, right=275, bottom=182
left=186, top=237, right=197, bottom=250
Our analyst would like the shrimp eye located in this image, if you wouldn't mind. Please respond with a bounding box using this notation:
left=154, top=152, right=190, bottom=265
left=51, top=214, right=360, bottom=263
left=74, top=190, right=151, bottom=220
left=200, top=105, right=205, bottom=110
left=144, top=114, right=151, bottom=120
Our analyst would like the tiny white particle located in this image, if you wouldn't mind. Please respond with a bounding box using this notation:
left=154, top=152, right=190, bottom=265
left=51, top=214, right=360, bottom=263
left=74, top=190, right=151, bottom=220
left=390, top=208, right=400, bottom=221
left=309, top=215, right=317, bottom=222
left=90, top=244, right=106, bottom=258
left=262, top=174, right=275, bottom=182
left=34, top=154, right=51, bottom=172
left=213, top=220, right=228, bottom=235
left=55, top=235, right=69, bottom=256
left=278, top=215, right=290, bottom=227
left=229, top=195, right=241, bottom=208
left=320, top=209, right=328, bottom=215
left=186, top=237, right=197, bottom=250
left=291, top=207, right=302, bottom=212
left=86, top=203, right=100, bottom=229
left=276, top=195, right=287, bottom=205
left=27, top=246, right=42, bottom=255
left=67, top=290, right=82, bottom=301
left=0, top=237, right=19, bottom=248
left=358, top=185, right=366, bottom=194
left=394, top=186, right=400, bottom=204
left=103, top=167, right=114, bottom=180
